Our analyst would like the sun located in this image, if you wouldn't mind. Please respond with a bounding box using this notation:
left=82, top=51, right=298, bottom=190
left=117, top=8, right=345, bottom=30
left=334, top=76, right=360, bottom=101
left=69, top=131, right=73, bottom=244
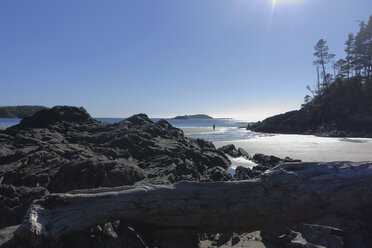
left=272, top=0, right=298, bottom=6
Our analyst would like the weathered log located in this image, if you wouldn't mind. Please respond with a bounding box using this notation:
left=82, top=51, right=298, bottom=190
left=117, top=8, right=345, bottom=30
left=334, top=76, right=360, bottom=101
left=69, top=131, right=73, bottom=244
left=15, top=162, right=372, bottom=246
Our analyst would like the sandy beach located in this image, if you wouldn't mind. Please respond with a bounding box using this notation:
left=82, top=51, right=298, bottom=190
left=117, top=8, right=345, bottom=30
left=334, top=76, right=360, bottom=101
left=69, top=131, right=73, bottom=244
left=181, top=127, right=219, bottom=134
left=214, top=134, right=372, bottom=162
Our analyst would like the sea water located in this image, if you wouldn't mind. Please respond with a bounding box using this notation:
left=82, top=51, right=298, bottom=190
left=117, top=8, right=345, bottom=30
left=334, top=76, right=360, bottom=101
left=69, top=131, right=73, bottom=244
left=0, top=117, right=257, bottom=142
left=0, top=118, right=21, bottom=129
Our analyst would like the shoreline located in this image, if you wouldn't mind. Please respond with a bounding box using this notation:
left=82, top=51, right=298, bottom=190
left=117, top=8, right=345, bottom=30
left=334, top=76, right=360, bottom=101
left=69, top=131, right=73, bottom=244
left=213, top=133, right=372, bottom=162
left=180, top=127, right=216, bottom=134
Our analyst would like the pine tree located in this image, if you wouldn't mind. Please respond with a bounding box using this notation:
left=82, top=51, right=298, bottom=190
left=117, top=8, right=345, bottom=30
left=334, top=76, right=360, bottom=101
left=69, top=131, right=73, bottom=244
left=365, top=16, right=372, bottom=78
left=313, top=39, right=335, bottom=88
left=344, top=33, right=354, bottom=78
left=334, top=59, right=346, bottom=78
left=351, top=17, right=372, bottom=79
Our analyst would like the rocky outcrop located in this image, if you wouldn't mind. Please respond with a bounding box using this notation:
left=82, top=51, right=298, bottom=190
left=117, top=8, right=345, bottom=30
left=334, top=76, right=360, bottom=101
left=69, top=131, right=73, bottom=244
left=1, top=106, right=230, bottom=192
left=217, top=144, right=250, bottom=159
left=249, top=92, right=372, bottom=138
left=217, top=144, right=302, bottom=181
left=10, top=105, right=97, bottom=129
left=0, top=106, right=231, bottom=238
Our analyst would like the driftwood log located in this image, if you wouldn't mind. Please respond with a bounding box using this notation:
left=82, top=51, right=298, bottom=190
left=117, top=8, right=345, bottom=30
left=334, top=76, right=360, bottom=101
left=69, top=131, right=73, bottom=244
left=15, top=162, right=372, bottom=246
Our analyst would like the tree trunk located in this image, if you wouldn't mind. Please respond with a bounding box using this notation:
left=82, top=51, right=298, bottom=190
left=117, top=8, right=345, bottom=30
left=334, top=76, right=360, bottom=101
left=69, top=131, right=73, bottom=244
left=15, top=162, right=372, bottom=247
left=316, top=65, right=320, bottom=93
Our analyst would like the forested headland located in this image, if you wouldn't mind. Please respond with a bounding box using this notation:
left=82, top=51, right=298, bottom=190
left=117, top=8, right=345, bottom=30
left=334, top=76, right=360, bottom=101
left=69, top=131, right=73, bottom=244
left=0, top=106, right=47, bottom=118
left=250, top=15, right=372, bottom=137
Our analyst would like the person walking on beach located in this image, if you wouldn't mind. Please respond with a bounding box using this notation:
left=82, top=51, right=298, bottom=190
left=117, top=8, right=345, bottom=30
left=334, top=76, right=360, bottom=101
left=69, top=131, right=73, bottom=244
left=213, top=124, right=215, bottom=131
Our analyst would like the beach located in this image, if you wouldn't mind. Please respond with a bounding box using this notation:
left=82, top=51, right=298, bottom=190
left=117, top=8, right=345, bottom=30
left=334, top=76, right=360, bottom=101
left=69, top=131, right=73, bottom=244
left=177, top=124, right=372, bottom=163
left=181, top=127, right=216, bottom=134
left=214, top=134, right=372, bottom=162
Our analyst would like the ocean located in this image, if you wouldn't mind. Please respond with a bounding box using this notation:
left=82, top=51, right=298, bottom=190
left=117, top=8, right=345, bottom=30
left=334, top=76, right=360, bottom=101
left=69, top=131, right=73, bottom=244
left=0, top=117, right=259, bottom=142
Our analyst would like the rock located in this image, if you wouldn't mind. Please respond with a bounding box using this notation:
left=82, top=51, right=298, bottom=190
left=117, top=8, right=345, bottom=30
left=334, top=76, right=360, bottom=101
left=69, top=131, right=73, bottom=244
left=217, top=144, right=250, bottom=159
left=10, top=106, right=97, bottom=130
left=234, top=166, right=252, bottom=180
left=212, top=233, right=232, bottom=246
left=206, top=167, right=225, bottom=181
left=284, top=157, right=302, bottom=163
left=1, top=106, right=230, bottom=193
left=261, top=228, right=315, bottom=248
left=237, top=148, right=250, bottom=159
left=253, top=164, right=271, bottom=172
left=218, top=144, right=239, bottom=157
left=0, top=185, right=49, bottom=228
left=0, top=106, right=231, bottom=248
left=252, top=153, right=281, bottom=166
left=292, top=224, right=343, bottom=248
left=231, top=233, right=241, bottom=246
left=102, top=162, right=146, bottom=188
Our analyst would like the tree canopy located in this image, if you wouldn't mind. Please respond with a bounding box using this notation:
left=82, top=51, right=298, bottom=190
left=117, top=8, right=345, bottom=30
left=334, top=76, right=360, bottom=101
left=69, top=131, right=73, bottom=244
left=0, top=106, right=47, bottom=118
left=305, top=15, right=372, bottom=105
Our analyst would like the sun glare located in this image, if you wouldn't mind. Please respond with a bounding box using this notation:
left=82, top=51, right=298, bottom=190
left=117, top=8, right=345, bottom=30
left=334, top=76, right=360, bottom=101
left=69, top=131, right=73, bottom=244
left=272, top=0, right=298, bottom=7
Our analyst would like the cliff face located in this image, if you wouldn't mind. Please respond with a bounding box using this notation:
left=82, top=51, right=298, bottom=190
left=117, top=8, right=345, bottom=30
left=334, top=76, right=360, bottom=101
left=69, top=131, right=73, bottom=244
left=250, top=77, right=372, bottom=137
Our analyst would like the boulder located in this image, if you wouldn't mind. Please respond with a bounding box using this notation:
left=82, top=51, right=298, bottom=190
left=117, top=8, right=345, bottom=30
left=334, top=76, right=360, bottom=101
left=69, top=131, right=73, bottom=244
left=10, top=106, right=97, bottom=129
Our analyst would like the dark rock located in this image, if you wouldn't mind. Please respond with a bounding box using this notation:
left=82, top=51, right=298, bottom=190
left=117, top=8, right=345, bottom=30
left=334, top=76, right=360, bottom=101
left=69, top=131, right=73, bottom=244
left=261, top=228, right=312, bottom=247
left=234, top=166, right=252, bottom=180
left=0, top=185, right=49, bottom=228
left=0, top=106, right=232, bottom=248
left=212, top=233, right=232, bottom=246
left=284, top=157, right=302, bottom=163
left=237, top=148, right=250, bottom=159
left=253, top=164, right=271, bottom=172
left=217, top=144, right=250, bottom=159
left=1, top=106, right=230, bottom=192
left=231, top=233, right=240, bottom=246
left=206, top=167, right=225, bottom=181
left=292, top=224, right=343, bottom=248
left=252, top=153, right=281, bottom=167
left=234, top=166, right=262, bottom=180
left=50, top=159, right=146, bottom=192
left=10, top=106, right=97, bottom=130
left=124, top=113, right=152, bottom=125
left=218, top=144, right=239, bottom=157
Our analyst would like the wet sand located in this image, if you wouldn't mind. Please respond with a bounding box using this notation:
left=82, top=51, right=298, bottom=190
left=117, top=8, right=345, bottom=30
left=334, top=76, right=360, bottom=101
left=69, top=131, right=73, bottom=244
left=181, top=127, right=218, bottom=134
left=214, top=134, right=372, bottom=162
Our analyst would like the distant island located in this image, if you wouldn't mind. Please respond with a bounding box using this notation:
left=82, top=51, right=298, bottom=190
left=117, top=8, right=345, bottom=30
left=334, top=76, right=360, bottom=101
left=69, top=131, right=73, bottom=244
left=0, top=105, right=47, bottom=118
left=173, top=114, right=213, bottom=120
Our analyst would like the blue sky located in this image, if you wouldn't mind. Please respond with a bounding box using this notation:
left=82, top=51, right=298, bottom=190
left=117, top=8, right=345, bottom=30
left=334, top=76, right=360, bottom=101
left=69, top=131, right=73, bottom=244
left=1, top=0, right=371, bottom=120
